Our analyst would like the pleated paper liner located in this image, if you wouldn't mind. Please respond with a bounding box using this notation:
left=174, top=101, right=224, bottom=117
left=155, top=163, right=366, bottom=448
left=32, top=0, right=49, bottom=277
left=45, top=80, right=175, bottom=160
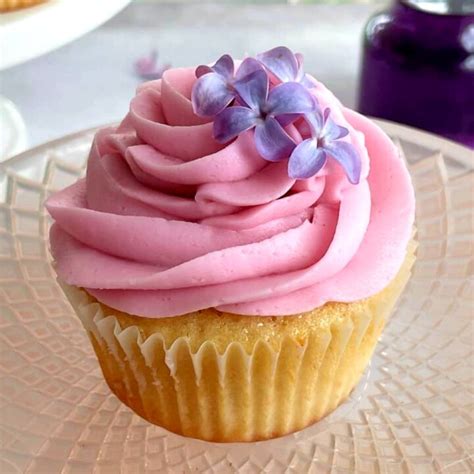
left=60, top=240, right=416, bottom=442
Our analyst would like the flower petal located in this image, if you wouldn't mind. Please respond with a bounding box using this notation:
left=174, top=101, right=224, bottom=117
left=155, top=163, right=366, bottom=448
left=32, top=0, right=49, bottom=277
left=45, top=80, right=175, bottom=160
left=323, top=116, right=349, bottom=141
left=266, top=82, right=315, bottom=117
left=235, top=57, right=265, bottom=81
left=212, top=54, right=234, bottom=79
left=324, top=141, right=361, bottom=184
left=213, top=106, right=258, bottom=143
left=234, top=69, right=268, bottom=112
left=135, top=50, right=157, bottom=76
left=196, top=54, right=234, bottom=79
left=254, top=116, right=295, bottom=162
left=288, top=139, right=327, bottom=179
left=323, top=108, right=331, bottom=123
left=195, top=65, right=213, bottom=78
left=191, top=73, right=234, bottom=116
left=295, top=51, right=316, bottom=88
left=257, top=46, right=299, bottom=82
left=303, top=109, right=324, bottom=137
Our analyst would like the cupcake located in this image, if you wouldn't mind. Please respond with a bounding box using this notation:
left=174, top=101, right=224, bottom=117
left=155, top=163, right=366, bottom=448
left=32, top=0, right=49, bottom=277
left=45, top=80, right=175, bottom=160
left=0, top=0, right=46, bottom=12
left=46, top=47, right=415, bottom=442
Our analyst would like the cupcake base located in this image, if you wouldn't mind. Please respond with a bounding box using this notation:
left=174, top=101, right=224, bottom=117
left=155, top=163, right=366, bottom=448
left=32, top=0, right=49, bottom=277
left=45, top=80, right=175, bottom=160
left=61, top=241, right=416, bottom=442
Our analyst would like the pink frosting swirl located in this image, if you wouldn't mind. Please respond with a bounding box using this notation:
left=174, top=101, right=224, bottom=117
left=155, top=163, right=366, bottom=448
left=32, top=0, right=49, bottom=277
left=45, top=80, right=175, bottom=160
left=46, top=66, right=415, bottom=318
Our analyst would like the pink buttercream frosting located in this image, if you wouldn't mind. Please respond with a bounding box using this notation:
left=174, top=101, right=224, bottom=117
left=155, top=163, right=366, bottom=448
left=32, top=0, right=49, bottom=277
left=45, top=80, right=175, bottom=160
left=46, top=66, right=415, bottom=318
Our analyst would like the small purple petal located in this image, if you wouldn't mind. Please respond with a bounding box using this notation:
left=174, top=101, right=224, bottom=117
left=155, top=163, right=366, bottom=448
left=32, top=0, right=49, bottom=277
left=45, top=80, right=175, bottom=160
left=134, top=50, right=170, bottom=80
left=196, top=65, right=213, bottom=78
left=254, top=116, right=295, bottom=162
left=212, top=54, right=234, bottom=79
left=235, top=57, right=264, bottom=81
left=137, top=65, right=170, bottom=81
left=257, top=46, right=299, bottom=82
left=323, top=108, right=331, bottom=123
left=196, top=54, right=234, bottom=79
left=213, top=106, right=258, bottom=143
left=323, top=117, right=349, bottom=141
left=234, top=69, right=268, bottom=112
left=304, top=109, right=324, bottom=136
left=192, top=73, right=234, bottom=116
left=266, top=82, right=315, bottom=116
left=288, top=139, right=327, bottom=179
left=324, top=141, right=361, bottom=184
left=135, top=51, right=157, bottom=74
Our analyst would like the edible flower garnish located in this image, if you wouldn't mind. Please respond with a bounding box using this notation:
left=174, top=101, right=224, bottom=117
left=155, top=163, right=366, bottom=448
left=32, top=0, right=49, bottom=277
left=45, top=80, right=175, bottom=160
left=257, top=46, right=313, bottom=87
left=192, top=55, right=262, bottom=116
left=288, top=108, right=361, bottom=184
left=191, top=46, right=361, bottom=183
left=134, top=50, right=170, bottom=80
left=214, top=70, right=314, bottom=161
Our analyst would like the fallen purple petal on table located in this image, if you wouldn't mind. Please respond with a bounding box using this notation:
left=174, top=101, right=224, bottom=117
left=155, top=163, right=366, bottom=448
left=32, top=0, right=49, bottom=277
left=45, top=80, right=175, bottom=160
left=134, top=50, right=171, bottom=80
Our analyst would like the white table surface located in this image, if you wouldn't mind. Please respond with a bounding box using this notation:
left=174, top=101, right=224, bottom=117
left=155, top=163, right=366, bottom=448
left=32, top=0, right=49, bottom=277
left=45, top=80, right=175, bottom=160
left=0, top=1, right=384, bottom=149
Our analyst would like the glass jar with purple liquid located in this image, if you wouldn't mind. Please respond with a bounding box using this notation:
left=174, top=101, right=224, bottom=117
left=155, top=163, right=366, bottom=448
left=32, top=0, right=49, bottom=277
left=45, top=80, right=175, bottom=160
left=358, top=0, right=474, bottom=148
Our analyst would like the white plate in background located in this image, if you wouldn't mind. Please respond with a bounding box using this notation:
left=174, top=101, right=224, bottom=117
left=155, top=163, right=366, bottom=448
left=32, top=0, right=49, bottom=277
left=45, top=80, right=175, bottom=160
left=0, top=0, right=132, bottom=70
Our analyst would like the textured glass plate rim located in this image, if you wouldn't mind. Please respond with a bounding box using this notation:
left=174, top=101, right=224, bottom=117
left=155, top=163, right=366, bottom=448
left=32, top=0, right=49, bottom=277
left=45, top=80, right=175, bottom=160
left=0, top=119, right=473, bottom=472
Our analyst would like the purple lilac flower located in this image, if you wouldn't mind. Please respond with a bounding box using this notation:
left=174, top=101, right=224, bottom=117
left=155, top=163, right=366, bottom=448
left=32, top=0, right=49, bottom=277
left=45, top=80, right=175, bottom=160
left=190, top=48, right=361, bottom=182
left=213, top=69, right=315, bottom=161
left=134, top=50, right=170, bottom=80
left=257, top=46, right=314, bottom=87
left=288, top=108, right=361, bottom=184
left=192, top=55, right=262, bottom=116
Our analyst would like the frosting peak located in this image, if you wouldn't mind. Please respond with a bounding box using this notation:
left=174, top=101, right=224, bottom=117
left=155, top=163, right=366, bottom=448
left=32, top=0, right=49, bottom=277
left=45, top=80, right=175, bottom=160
left=46, top=52, right=414, bottom=318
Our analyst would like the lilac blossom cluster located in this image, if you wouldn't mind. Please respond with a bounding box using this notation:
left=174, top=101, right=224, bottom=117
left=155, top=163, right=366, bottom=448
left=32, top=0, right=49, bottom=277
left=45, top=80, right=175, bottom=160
left=191, top=47, right=361, bottom=183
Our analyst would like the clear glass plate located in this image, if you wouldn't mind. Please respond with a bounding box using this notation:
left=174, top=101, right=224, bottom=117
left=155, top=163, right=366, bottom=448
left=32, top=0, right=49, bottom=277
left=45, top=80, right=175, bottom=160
left=0, top=121, right=472, bottom=473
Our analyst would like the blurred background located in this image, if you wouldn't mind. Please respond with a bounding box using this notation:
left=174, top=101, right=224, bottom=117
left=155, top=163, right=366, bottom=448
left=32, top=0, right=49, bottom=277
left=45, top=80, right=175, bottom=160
left=0, top=0, right=473, bottom=158
left=0, top=0, right=387, bottom=154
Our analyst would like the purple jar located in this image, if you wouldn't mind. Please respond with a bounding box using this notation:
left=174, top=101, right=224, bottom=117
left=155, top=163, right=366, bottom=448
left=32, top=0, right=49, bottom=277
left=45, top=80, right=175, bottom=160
left=358, top=0, right=474, bottom=148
